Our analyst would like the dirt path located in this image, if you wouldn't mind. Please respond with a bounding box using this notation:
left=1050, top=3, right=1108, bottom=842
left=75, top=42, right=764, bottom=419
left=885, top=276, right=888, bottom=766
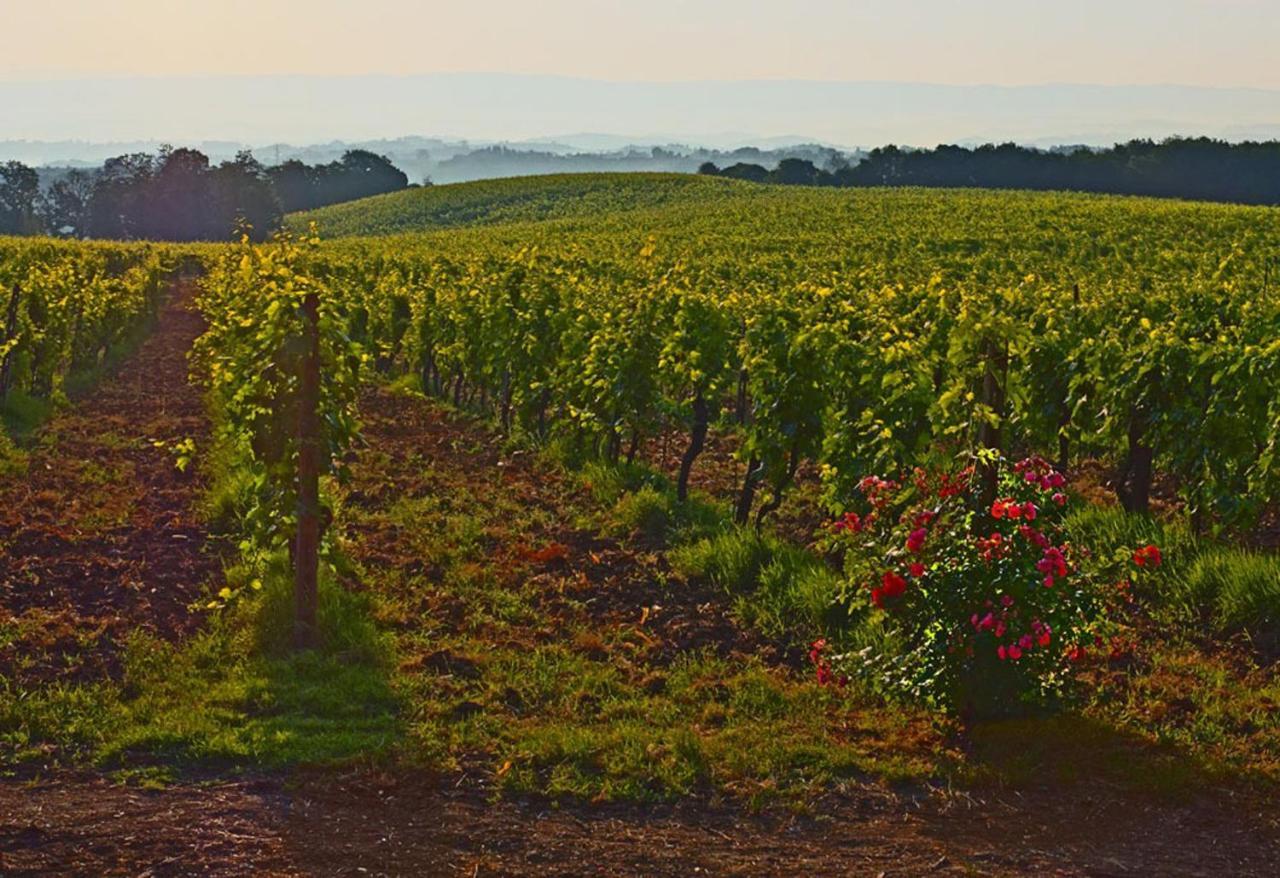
left=0, top=278, right=219, bottom=684
left=3, top=763, right=1279, bottom=877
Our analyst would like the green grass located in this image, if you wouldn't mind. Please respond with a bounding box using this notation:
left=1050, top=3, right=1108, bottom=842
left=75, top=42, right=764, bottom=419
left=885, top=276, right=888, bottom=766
left=0, top=561, right=400, bottom=772
left=602, top=483, right=727, bottom=545
left=0, top=388, right=53, bottom=442
left=485, top=650, right=934, bottom=803
left=0, top=428, right=26, bottom=478
left=1064, top=504, right=1280, bottom=647
left=393, top=631, right=939, bottom=804
left=670, top=528, right=848, bottom=641
left=1190, top=550, right=1280, bottom=647
left=1063, top=504, right=1201, bottom=571
left=1080, top=643, right=1280, bottom=787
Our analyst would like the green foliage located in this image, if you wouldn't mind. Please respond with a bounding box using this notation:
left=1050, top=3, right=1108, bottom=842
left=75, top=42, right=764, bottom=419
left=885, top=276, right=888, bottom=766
left=191, top=231, right=363, bottom=555
left=0, top=236, right=171, bottom=415
left=269, top=182, right=1280, bottom=535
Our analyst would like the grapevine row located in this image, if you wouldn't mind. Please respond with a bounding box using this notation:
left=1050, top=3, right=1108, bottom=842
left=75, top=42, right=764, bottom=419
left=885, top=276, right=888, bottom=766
left=0, top=237, right=174, bottom=408
left=199, top=210, right=1280, bottom=538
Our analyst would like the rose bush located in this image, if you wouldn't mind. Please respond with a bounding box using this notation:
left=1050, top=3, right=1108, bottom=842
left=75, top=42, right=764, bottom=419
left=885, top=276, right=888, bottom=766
left=822, top=455, right=1144, bottom=717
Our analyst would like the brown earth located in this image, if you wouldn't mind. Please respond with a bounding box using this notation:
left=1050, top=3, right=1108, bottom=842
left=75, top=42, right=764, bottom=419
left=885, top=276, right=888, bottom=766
left=0, top=279, right=221, bottom=686
left=3, top=763, right=1279, bottom=876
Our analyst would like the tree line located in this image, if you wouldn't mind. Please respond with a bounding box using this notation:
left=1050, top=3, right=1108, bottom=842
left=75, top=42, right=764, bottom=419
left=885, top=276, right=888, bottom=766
left=698, top=137, right=1280, bottom=205
left=0, top=148, right=409, bottom=241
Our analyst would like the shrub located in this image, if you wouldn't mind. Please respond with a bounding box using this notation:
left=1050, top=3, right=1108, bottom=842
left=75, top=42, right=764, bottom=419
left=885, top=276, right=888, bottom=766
left=824, top=456, right=1140, bottom=717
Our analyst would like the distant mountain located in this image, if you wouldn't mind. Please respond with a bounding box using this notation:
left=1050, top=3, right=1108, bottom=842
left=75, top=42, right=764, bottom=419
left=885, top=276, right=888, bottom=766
left=3, top=75, right=1279, bottom=149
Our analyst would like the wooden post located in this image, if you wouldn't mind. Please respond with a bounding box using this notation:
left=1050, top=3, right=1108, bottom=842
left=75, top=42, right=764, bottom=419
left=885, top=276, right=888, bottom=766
left=977, top=338, right=1008, bottom=511
left=295, top=292, right=321, bottom=651
left=1058, top=284, right=1081, bottom=472
left=500, top=368, right=513, bottom=434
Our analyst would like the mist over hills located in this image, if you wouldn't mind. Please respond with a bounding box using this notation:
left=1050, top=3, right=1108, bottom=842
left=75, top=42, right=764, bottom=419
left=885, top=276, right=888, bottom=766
left=3, top=73, right=1280, bottom=165
left=1, top=137, right=855, bottom=187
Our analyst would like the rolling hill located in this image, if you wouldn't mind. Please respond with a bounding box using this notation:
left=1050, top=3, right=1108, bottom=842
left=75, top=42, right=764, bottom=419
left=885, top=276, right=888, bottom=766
left=285, top=172, right=757, bottom=237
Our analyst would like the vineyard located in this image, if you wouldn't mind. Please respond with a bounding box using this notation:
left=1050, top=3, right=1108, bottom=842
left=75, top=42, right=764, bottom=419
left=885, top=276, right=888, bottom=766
left=286, top=180, right=1280, bottom=536
left=0, top=239, right=173, bottom=428
left=4, top=176, right=1280, bottom=874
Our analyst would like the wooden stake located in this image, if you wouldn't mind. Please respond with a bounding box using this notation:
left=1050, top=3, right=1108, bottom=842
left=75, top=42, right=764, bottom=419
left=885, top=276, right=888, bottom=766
left=295, top=292, right=321, bottom=651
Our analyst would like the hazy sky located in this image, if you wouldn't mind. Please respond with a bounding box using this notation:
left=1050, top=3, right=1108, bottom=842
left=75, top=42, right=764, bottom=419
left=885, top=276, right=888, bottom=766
left=5, top=0, right=1280, bottom=88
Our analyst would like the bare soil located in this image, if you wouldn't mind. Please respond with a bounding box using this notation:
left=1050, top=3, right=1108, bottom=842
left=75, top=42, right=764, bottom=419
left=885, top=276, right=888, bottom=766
left=4, top=766, right=1279, bottom=876
left=0, top=280, right=220, bottom=685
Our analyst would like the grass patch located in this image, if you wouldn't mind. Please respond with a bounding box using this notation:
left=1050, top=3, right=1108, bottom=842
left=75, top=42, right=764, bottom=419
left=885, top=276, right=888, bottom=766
left=1063, top=504, right=1201, bottom=579
left=1079, top=643, right=1280, bottom=787
left=0, top=563, right=401, bottom=772
left=395, top=641, right=941, bottom=804
left=1065, top=505, right=1280, bottom=649
left=670, top=527, right=850, bottom=641
left=1189, top=549, right=1280, bottom=650
left=578, top=459, right=668, bottom=506
left=0, top=428, right=26, bottom=478
left=603, top=482, right=727, bottom=545
left=0, top=389, right=53, bottom=441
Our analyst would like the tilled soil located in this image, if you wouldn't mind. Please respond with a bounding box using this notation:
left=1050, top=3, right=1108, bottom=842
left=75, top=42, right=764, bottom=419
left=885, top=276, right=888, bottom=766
left=347, top=388, right=793, bottom=670
left=0, top=279, right=220, bottom=685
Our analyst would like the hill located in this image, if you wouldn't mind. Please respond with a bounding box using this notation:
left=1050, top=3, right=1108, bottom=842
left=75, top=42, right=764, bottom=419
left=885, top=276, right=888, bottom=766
left=285, top=172, right=757, bottom=237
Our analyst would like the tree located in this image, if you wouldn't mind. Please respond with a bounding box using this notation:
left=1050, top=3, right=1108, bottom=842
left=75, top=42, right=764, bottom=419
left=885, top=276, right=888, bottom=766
left=316, top=150, right=409, bottom=204
left=40, top=169, right=96, bottom=237
left=268, top=150, right=409, bottom=213
left=268, top=159, right=319, bottom=212
left=212, top=151, right=282, bottom=241
left=0, top=161, right=42, bottom=235
left=145, top=146, right=215, bottom=240
left=697, top=161, right=720, bottom=175
left=770, top=158, right=824, bottom=186
left=87, top=152, right=155, bottom=239
left=719, top=162, right=769, bottom=183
